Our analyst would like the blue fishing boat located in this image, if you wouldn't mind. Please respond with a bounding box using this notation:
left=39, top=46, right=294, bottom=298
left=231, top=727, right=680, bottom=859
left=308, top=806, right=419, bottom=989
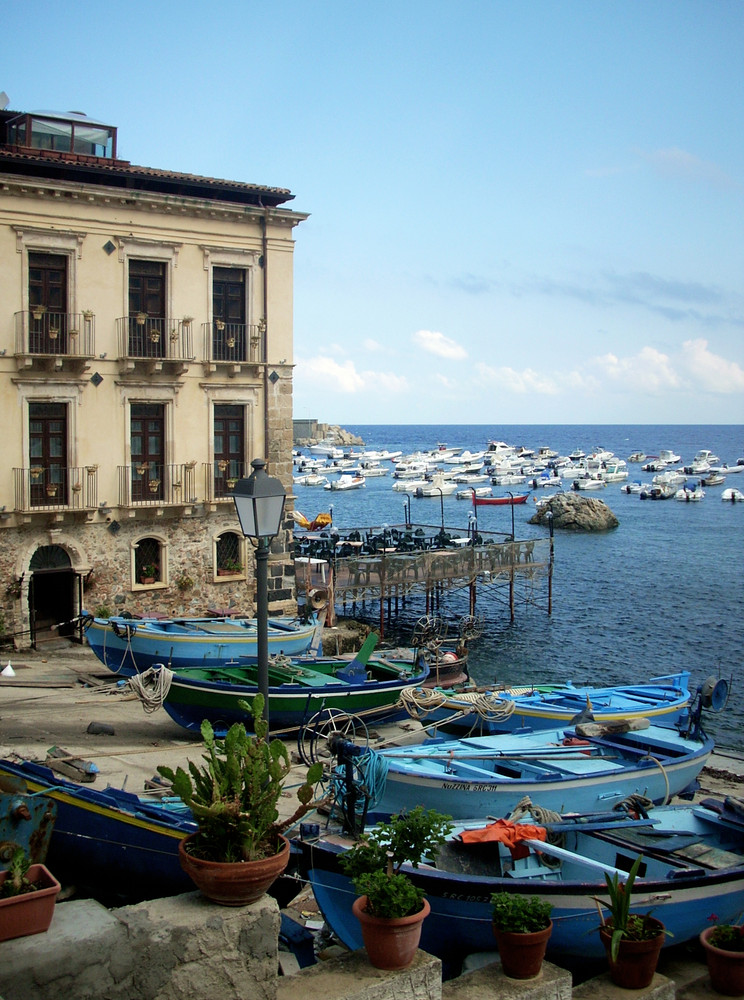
left=295, top=796, right=744, bottom=971
left=82, top=612, right=320, bottom=675
left=0, top=757, right=196, bottom=902
left=330, top=717, right=714, bottom=821
left=399, top=671, right=692, bottom=735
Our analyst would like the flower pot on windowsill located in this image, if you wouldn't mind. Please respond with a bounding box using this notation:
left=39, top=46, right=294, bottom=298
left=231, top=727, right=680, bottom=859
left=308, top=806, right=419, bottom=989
left=0, top=864, right=61, bottom=942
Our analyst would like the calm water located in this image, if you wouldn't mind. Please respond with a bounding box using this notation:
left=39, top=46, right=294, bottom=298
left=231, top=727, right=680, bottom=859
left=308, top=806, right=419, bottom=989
left=294, top=425, right=744, bottom=747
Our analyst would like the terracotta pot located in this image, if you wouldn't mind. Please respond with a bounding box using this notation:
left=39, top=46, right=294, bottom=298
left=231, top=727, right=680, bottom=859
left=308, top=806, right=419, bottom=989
left=493, top=920, right=553, bottom=979
left=178, top=832, right=289, bottom=906
left=700, top=927, right=744, bottom=996
left=0, top=864, right=61, bottom=942
left=599, top=917, right=665, bottom=989
left=352, top=895, right=430, bottom=970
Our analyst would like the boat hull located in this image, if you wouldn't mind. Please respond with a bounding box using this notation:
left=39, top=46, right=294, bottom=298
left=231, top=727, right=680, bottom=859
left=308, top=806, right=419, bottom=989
left=356, top=723, right=713, bottom=819
left=83, top=615, right=318, bottom=676
left=473, top=493, right=529, bottom=506
left=296, top=801, right=744, bottom=970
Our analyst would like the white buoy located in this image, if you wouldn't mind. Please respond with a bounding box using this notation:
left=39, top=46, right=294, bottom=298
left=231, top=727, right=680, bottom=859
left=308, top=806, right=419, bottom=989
left=1, top=662, right=15, bottom=677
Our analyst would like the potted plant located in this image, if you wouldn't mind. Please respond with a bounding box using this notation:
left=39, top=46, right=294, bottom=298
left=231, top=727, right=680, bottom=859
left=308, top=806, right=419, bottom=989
left=157, top=695, right=323, bottom=905
left=700, top=922, right=744, bottom=995
left=0, top=848, right=61, bottom=942
left=218, top=559, right=242, bottom=576
left=175, top=572, right=194, bottom=592
left=491, top=892, right=553, bottom=979
left=339, top=806, right=453, bottom=970
left=139, top=563, right=158, bottom=584
left=594, top=854, right=669, bottom=988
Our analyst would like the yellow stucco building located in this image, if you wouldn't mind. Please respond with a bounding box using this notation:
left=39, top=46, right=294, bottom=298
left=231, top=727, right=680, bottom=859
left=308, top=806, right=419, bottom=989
left=0, top=106, right=307, bottom=649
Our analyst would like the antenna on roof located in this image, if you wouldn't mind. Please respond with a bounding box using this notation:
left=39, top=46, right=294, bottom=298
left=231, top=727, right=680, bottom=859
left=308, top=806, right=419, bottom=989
left=0, top=93, right=9, bottom=111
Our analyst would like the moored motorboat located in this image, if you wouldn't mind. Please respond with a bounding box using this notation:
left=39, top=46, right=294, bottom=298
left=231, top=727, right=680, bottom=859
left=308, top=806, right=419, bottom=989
left=83, top=613, right=320, bottom=676
left=722, top=488, right=744, bottom=503
left=675, top=484, right=705, bottom=502
left=472, top=492, right=529, bottom=506
left=324, top=474, right=365, bottom=491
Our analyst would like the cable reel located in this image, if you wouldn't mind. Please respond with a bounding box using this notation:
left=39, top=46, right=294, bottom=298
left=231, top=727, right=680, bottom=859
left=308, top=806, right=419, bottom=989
left=298, top=708, right=369, bottom=768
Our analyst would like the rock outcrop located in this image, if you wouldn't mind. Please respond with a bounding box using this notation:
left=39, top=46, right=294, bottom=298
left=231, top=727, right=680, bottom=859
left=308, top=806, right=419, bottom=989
left=529, top=492, right=619, bottom=531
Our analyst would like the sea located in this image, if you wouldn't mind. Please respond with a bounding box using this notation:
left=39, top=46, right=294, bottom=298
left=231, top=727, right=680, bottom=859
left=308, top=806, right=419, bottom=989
left=293, top=424, right=744, bottom=749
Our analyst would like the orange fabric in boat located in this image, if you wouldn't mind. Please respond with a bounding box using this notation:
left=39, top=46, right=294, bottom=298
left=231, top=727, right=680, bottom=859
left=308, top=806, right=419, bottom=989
left=459, top=820, right=547, bottom=859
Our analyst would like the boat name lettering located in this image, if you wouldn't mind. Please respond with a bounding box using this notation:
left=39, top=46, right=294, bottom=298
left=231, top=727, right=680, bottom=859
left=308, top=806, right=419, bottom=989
left=441, top=781, right=495, bottom=792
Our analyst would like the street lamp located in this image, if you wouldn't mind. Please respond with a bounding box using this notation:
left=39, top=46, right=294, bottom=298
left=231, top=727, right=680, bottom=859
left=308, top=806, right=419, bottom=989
left=232, top=458, right=286, bottom=726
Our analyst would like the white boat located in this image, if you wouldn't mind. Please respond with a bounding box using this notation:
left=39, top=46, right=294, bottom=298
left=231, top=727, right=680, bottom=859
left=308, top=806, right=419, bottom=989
left=391, top=478, right=430, bottom=493
left=700, top=472, right=726, bottom=487
left=414, top=474, right=458, bottom=498
left=658, top=448, right=682, bottom=465
left=652, top=469, right=687, bottom=487
left=536, top=446, right=559, bottom=460
left=722, top=488, right=744, bottom=503
left=453, top=472, right=489, bottom=484
left=571, top=476, right=605, bottom=490
left=491, top=472, right=527, bottom=486
left=640, top=483, right=677, bottom=500
left=443, top=450, right=484, bottom=465
left=309, top=440, right=344, bottom=458
left=356, top=465, right=388, bottom=477
left=598, top=460, right=629, bottom=483
left=627, top=451, right=646, bottom=463
left=620, top=480, right=649, bottom=494
left=293, top=473, right=329, bottom=487
left=569, top=447, right=586, bottom=460
left=694, top=449, right=720, bottom=466
left=323, top=474, right=365, bottom=491
left=675, top=485, right=705, bottom=502
left=456, top=486, right=492, bottom=499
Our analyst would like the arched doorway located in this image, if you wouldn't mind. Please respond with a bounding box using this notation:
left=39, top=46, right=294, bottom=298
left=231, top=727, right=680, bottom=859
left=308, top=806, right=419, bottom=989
left=28, top=545, right=81, bottom=647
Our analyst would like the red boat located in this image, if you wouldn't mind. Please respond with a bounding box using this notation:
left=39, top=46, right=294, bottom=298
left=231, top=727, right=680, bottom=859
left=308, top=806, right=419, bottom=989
left=472, top=491, right=529, bottom=506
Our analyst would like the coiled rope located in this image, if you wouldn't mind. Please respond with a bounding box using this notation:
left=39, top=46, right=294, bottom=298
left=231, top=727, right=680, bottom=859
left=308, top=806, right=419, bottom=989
left=399, top=685, right=516, bottom=723
left=507, top=795, right=564, bottom=867
left=128, top=665, right=174, bottom=714
left=328, top=747, right=389, bottom=816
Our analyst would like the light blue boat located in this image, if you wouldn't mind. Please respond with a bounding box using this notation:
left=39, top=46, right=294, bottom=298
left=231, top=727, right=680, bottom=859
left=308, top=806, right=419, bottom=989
left=82, top=613, right=320, bottom=675
left=296, top=796, right=744, bottom=970
left=336, top=720, right=714, bottom=820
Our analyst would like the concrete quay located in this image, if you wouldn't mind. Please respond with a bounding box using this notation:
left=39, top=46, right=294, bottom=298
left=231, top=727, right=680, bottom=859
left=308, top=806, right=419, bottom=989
left=0, top=641, right=740, bottom=1000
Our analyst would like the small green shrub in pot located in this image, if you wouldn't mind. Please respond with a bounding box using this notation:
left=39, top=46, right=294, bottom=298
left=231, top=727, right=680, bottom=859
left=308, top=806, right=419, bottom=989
left=491, top=892, right=553, bottom=933
left=708, top=924, right=744, bottom=952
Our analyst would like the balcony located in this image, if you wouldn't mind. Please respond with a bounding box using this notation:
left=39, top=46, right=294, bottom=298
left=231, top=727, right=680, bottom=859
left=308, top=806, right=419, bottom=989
left=14, top=311, right=95, bottom=373
left=117, top=463, right=199, bottom=508
left=205, top=460, right=251, bottom=502
left=202, top=321, right=264, bottom=375
left=116, top=317, right=194, bottom=375
left=13, top=465, right=99, bottom=515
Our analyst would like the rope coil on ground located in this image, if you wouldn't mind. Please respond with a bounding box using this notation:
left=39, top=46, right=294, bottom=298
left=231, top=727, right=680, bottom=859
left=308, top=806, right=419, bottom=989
left=128, top=665, right=174, bottom=714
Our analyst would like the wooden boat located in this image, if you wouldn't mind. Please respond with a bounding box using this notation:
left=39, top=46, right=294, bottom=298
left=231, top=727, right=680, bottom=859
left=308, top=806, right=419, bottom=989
left=131, top=633, right=430, bottom=734
left=295, top=796, right=744, bottom=970
left=0, top=757, right=196, bottom=902
left=471, top=491, right=529, bottom=506
left=331, top=718, right=714, bottom=820
left=82, top=613, right=320, bottom=676
left=400, top=671, right=693, bottom=734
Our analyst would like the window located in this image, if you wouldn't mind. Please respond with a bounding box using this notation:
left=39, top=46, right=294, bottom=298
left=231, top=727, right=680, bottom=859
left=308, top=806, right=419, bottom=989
left=135, top=537, right=162, bottom=585
left=131, top=404, right=165, bottom=501
left=216, top=532, right=244, bottom=576
left=128, top=260, right=166, bottom=358
left=29, top=403, right=67, bottom=506
left=214, top=404, right=245, bottom=498
left=212, top=267, right=246, bottom=361
left=29, top=252, right=68, bottom=354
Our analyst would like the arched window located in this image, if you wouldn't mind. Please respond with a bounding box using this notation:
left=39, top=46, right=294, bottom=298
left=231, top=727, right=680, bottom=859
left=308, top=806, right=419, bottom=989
left=215, top=531, right=244, bottom=577
left=134, top=536, right=163, bottom=586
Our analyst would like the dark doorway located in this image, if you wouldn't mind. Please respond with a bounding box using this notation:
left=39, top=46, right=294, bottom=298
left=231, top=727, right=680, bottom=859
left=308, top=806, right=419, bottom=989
left=28, top=545, right=78, bottom=646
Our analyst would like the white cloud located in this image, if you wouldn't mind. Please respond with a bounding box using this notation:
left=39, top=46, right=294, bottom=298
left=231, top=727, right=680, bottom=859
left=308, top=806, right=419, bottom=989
left=296, top=355, right=408, bottom=395
left=590, top=347, right=681, bottom=392
left=412, top=329, right=468, bottom=360
left=637, top=147, right=733, bottom=189
left=474, top=363, right=559, bottom=395
left=680, top=339, right=744, bottom=393
left=363, top=338, right=383, bottom=352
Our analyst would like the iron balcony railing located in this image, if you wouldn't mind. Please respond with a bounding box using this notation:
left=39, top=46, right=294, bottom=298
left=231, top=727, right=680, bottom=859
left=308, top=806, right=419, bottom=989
left=13, top=465, right=99, bottom=512
left=14, top=311, right=95, bottom=358
left=205, top=460, right=250, bottom=501
left=202, top=321, right=264, bottom=364
left=116, top=317, right=195, bottom=362
left=117, top=462, right=199, bottom=507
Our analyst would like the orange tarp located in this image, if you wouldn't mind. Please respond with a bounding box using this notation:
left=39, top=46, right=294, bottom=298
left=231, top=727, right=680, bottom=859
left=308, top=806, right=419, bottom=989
left=459, top=819, right=547, bottom=860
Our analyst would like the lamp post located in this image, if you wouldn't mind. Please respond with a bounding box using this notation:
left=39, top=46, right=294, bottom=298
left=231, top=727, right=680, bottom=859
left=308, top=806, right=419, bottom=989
left=232, top=458, right=286, bottom=726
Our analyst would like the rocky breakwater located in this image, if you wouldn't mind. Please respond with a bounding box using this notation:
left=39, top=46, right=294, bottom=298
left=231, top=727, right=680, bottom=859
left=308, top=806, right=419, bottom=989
left=529, top=492, right=619, bottom=531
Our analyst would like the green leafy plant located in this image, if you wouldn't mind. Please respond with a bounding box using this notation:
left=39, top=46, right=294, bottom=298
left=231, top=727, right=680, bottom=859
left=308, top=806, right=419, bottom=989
left=339, top=806, right=453, bottom=919
left=491, top=892, right=552, bottom=933
left=0, top=849, right=36, bottom=898
left=175, top=572, right=194, bottom=592
left=157, top=695, right=323, bottom=863
left=95, top=604, right=112, bottom=619
left=593, top=854, right=670, bottom=961
left=140, top=563, right=158, bottom=579
left=708, top=924, right=744, bottom=952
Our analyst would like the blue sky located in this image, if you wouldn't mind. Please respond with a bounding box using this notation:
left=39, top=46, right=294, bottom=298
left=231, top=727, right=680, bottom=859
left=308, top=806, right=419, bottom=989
left=4, top=1, right=743, bottom=424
